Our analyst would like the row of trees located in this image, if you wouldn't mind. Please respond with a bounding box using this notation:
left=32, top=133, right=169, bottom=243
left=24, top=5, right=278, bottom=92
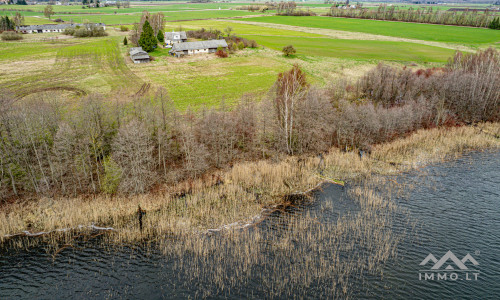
left=276, top=1, right=316, bottom=16
left=0, top=49, right=498, bottom=200
left=328, top=4, right=499, bottom=28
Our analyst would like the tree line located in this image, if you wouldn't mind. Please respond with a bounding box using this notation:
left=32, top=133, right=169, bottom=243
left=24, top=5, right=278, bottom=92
left=328, top=4, right=499, bottom=28
left=0, top=49, right=498, bottom=201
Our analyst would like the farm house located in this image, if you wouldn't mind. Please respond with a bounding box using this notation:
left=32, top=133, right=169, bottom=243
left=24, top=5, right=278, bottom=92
left=129, top=47, right=150, bottom=63
left=16, top=23, right=106, bottom=34
left=169, top=39, right=228, bottom=57
left=164, top=31, right=187, bottom=46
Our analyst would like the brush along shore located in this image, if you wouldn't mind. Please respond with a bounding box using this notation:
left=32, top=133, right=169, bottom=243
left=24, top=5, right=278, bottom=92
left=1, top=123, right=499, bottom=246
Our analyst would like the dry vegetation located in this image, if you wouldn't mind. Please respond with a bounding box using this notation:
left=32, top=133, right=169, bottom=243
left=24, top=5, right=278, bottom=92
left=0, top=48, right=499, bottom=246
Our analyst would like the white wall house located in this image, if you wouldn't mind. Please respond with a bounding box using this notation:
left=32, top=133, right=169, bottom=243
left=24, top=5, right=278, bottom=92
left=169, top=40, right=228, bottom=57
left=16, top=23, right=106, bottom=34
left=164, top=31, right=187, bottom=46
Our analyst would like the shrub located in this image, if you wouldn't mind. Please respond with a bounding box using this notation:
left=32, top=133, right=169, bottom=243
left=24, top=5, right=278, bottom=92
left=282, top=45, right=296, bottom=57
left=248, top=40, right=258, bottom=48
left=1, top=31, right=23, bottom=41
left=237, top=41, right=245, bottom=50
left=215, top=48, right=228, bottom=58
left=359, top=48, right=500, bottom=124
left=120, top=25, right=129, bottom=32
left=123, top=36, right=128, bottom=45
left=63, top=27, right=75, bottom=35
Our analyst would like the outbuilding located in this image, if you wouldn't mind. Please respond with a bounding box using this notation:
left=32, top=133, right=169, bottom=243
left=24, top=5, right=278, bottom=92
left=169, top=39, right=228, bottom=57
left=129, top=47, right=150, bottom=63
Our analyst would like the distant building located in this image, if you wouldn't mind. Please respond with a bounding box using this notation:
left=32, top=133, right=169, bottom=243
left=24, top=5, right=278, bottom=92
left=169, top=39, right=228, bottom=57
left=16, top=23, right=106, bottom=33
left=164, top=31, right=187, bottom=46
left=129, top=47, right=150, bottom=63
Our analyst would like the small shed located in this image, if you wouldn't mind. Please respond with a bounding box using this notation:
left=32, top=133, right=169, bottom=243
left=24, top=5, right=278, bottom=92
left=169, top=39, right=228, bottom=57
left=129, top=47, right=150, bottom=64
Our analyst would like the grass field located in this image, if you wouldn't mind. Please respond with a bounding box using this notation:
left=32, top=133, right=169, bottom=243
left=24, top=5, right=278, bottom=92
left=52, top=9, right=267, bottom=24
left=245, top=16, right=500, bottom=46
left=0, top=36, right=142, bottom=97
left=243, top=35, right=456, bottom=62
left=1, top=3, right=487, bottom=108
left=135, top=50, right=289, bottom=109
left=164, top=20, right=325, bottom=37
left=2, top=3, right=247, bottom=14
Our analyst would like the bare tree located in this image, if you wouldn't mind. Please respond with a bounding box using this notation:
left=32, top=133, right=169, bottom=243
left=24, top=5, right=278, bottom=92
left=273, top=64, right=309, bottom=154
left=113, top=120, right=155, bottom=194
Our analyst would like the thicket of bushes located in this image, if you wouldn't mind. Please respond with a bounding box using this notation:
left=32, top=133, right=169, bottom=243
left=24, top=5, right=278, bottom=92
left=0, top=49, right=498, bottom=200
left=328, top=4, right=498, bottom=28
left=64, top=25, right=107, bottom=38
left=1, top=31, right=23, bottom=41
left=187, top=28, right=258, bottom=52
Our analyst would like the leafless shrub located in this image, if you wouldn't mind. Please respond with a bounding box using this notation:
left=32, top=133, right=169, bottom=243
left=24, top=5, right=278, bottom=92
left=359, top=48, right=500, bottom=124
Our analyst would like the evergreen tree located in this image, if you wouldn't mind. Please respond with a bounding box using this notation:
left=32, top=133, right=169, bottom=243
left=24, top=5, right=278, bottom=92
left=157, top=29, right=164, bottom=43
left=123, top=36, right=128, bottom=45
left=490, top=17, right=500, bottom=30
left=138, top=20, right=157, bottom=52
left=0, top=16, right=14, bottom=31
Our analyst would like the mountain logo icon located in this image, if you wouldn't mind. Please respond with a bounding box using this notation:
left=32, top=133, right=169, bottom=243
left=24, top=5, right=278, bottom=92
left=420, top=250, right=479, bottom=270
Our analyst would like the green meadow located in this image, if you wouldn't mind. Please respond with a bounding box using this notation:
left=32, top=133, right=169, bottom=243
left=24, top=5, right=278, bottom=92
left=0, top=37, right=141, bottom=97
left=245, top=16, right=500, bottom=46
left=56, top=9, right=265, bottom=24
left=137, top=52, right=289, bottom=109
left=243, top=35, right=456, bottom=62
left=165, top=20, right=324, bottom=37
left=2, top=3, right=491, bottom=108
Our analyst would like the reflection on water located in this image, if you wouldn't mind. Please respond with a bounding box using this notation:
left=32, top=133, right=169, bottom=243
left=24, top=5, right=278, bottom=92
left=0, top=151, right=499, bottom=299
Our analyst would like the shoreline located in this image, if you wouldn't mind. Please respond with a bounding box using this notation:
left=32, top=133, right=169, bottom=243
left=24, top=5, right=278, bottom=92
left=1, top=123, right=499, bottom=246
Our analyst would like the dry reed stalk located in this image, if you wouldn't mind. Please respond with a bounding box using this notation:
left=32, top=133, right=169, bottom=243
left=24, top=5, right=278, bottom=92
left=0, top=123, right=498, bottom=246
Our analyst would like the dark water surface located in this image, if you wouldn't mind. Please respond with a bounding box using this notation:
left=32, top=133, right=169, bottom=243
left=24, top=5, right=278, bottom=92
left=1, top=151, right=499, bottom=299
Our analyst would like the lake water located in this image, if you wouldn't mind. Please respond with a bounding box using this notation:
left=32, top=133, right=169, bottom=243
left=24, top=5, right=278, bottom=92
left=1, top=151, right=499, bottom=299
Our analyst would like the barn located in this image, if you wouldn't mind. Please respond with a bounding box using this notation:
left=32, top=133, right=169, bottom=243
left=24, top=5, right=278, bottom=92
left=129, top=47, right=150, bottom=64
left=169, top=39, right=228, bottom=57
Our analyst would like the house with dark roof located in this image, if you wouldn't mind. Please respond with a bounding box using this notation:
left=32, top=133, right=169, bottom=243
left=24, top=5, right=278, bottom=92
left=169, top=39, right=228, bottom=57
left=16, top=23, right=106, bottom=34
left=164, top=31, right=187, bottom=46
left=129, top=47, right=150, bottom=63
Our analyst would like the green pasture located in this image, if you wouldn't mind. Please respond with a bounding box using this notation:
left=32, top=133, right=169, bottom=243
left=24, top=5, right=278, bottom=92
left=165, top=20, right=325, bottom=37
left=50, top=9, right=266, bottom=25
left=242, top=35, right=456, bottom=62
left=245, top=16, right=500, bottom=46
left=0, top=37, right=141, bottom=96
left=1, top=3, right=246, bottom=14
left=139, top=52, right=289, bottom=109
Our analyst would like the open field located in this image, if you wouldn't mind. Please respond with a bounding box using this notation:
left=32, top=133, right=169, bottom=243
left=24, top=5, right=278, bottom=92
left=2, top=3, right=496, bottom=106
left=245, top=16, right=500, bottom=47
left=241, top=35, right=456, bottom=62
left=135, top=50, right=290, bottom=109
left=164, top=20, right=325, bottom=37
left=0, top=36, right=142, bottom=97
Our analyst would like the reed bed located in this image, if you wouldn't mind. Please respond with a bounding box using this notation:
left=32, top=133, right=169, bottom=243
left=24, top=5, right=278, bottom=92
left=1, top=123, right=498, bottom=246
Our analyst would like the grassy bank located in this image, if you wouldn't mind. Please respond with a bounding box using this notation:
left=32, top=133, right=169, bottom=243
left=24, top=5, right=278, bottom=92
left=1, top=123, right=499, bottom=245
